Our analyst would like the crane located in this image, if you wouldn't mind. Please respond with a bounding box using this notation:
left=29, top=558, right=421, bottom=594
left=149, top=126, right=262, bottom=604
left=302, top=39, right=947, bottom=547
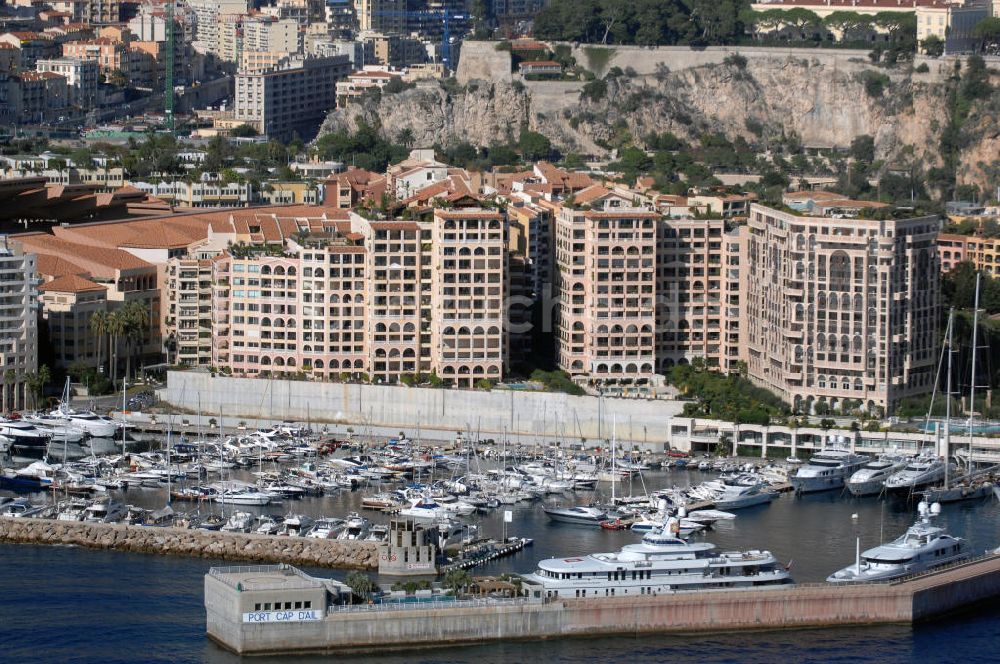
left=165, top=0, right=175, bottom=133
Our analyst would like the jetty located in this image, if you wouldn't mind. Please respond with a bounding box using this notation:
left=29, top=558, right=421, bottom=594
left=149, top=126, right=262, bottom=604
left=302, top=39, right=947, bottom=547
left=0, top=517, right=379, bottom=569
left=206, top=553, right=1000, bottom=655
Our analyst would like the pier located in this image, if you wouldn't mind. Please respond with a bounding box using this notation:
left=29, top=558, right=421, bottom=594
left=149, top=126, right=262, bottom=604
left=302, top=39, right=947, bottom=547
left=206, top=553, right=1000, bottom=655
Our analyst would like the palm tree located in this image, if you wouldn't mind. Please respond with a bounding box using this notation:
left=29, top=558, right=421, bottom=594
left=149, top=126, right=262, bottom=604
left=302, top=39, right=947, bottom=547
left=122, top=301, right=149, bottom=383
left=25, top=365, right=51, bottom=411
left=107, top=310, right=127, bottom=391
left=90, top=310, right=109, bottom=374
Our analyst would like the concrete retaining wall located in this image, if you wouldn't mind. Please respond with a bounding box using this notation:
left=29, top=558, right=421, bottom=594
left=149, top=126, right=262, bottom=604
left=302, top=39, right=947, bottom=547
left=0, top=518, right=378, bottom=569
left=160, top=371, right=685, bottom=448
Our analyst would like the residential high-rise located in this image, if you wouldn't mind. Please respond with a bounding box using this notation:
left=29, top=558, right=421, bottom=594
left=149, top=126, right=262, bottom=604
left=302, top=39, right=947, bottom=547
left=741, top=203, right=939, bottom=415
left=0, top=237, right=37, bottom=412
left=554, top=204, right=658, bottom=393
left=233, top=55, right=351, bottom=141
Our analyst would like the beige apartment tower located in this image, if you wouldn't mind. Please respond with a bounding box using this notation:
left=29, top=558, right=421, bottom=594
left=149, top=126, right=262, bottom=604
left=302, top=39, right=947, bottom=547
left=741, top=204, right=939, bottom=415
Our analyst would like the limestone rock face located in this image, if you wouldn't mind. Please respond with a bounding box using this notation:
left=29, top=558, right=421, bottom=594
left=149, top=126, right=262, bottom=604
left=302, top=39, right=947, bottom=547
left=316, top=45, right=998, bottom=191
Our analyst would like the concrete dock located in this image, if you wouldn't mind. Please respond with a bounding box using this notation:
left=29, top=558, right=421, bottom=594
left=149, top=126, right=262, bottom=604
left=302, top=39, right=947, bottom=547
left=206, top=553, right=1000, bottom=655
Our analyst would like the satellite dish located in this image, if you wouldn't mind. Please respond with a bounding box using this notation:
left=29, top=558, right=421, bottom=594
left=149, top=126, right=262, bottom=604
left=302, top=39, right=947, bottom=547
left=917, top=501, right=928, bottom=516
left=930, top=503, right=941, bottom=516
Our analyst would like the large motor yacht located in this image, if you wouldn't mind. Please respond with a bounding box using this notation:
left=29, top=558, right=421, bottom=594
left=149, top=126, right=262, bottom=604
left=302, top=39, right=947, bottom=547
left=790, top=448, right=870, bottom=494
left=846, top=455, right=909, bottom=497
left=884, top=454, right=950, bottom=493
left=713, top=483, right=776, bottom=510
left=523, top=517, right=792, bottom=598
left=0, top=418, right=52, bottom=457
left=827, top=501, right=971, bottom=583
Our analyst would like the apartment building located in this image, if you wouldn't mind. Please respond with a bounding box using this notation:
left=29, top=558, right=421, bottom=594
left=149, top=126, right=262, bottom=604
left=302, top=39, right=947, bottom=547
left=233, top=54, right=351, bottom=140
left=430, top=209, right=507, bottom=386
left=655, top=217, right=736, bottom=372
left=937, top=232, right=1000, bottom=275
left=322, top=167, right=387, bottom=209
left=35, top=56, right=98, bottom=107
left=164, top=258, right=213, bottom=366
left=741, top=203, right=939, bottom=415
left=355, top=0, right=406, bottom=33
left=37, top=272, right=107, bottom=371
left=242, top=15, right=301, bottom=55
left=554, top=204, right=658, bottom=392
left=188, top=0, right=248, bottom=55
left=0, top=237, right=38, bottom=412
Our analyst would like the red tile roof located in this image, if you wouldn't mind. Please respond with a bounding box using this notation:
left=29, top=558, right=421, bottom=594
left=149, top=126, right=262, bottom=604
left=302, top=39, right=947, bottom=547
left=39, top=273, right=106, bottom=294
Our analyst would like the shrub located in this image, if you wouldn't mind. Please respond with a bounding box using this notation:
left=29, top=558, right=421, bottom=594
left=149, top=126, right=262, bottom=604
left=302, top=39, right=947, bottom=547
left=580, top=79, right=608, bottom=103
left=723, top=54, right=748, bottom=69
left=914, top=62, right=929, bottom=73
left=861, top=71, right=890, bottom=97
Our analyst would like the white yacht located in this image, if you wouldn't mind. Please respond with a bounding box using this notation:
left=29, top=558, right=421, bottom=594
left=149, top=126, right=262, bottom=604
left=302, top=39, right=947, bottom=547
left=790, top=448, right=870, bottom=494
left=827, top=501, right=971, bottom=583
left=221, top=512, right=255, bottom=533
left=83, top=497, right=126, bottom=523
left=0, top=418, right=52, bottom=456
left=306, top=517, right=345, bottom=539
left=523, top=517, right=792, bottom=598
left=884, top=455, right=949, bottom=493
left=542, top=505, right=607, bottom=525
left=847, top=455, right=910, bottom=497
left=336, top=513, right=371, bottom=540
left=277, top=514, right=314, bottom=537
left=713, top=483, right=776, bottom=510
left=47, top=406, right=117, bottom=438
left=398, top=496, right=452, bottom=521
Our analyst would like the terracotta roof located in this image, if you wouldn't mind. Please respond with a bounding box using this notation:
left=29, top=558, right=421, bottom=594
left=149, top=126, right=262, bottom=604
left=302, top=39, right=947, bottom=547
left=36, top=254, right=86, bottom=278
left=39, top=273, right=106, bottom=294
left=18, top=234, right=154, bottom=274
left=572, top=184, right=613, bottom=205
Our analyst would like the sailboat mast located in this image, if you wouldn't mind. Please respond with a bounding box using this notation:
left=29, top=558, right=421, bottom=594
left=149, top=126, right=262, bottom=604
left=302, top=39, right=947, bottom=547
left=611, top=415, right=617, bottom=505
left=944, top=308, right=954, bottom=490
left=967, top=273, right=981, bottom=471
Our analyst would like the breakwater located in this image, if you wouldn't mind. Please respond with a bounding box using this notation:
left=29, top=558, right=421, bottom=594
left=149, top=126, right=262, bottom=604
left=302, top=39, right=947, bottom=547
left=206, top=554, right=1000, bottom=655
left=0, top=518, right=378, bottom=570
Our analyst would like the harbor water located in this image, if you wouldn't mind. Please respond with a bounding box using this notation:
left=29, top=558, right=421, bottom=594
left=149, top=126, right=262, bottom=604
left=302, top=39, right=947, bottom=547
left=3, top=468, right=1000, bottom=663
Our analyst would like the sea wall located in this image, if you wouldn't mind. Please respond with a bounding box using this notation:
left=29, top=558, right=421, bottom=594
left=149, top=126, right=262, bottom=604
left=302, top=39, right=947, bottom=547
left=159, top=371, right=685, bottom=448
left=208, top=555, right=1000, bottom=655
left=0, top=518, right=378, bottom=570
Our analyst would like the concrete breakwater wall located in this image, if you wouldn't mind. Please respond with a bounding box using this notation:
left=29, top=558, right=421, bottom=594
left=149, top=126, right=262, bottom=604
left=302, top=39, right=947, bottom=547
left=0, top=518, right=378, bottom=570
left=159, top=371, right=685, bottom=448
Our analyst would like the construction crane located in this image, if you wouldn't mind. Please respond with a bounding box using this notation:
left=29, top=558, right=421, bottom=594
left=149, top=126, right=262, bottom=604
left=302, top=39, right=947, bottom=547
left=372, top=9, right=468, bottom=72
left=165, top=0, right=175, bottom=133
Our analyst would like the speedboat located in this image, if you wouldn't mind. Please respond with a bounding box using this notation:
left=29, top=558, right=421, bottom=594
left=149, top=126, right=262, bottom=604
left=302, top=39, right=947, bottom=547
left=847, top=455, right=909, bottom=497
left=884, top=455, right=949, bottom=493
left=221, top=511, right=255, bottom=533
left=0, top=498, right=49, bottom=518
left=0, top=418, right=51, bottom=457
left=399, top=496, right=452, bottom=521
left=306, top=517, right=345, bottom=539
left=83, top=496, right=126, bottom=523
left=277, top=514, right=314, bottom=537
left=827, top=501, right=970, bottom=583
left=542, top=505, right=606, bottom=525
left=523, top=516, right=792, bottom=598
left=713, top=483, right=776, bottom=510
left=790, top=448, right=870, bottom=494
left=336, top=512, right=371, bottom=540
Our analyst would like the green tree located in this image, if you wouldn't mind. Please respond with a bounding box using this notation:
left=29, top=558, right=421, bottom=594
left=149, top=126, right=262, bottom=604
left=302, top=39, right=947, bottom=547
left=344, top=571, right=378, bottom=603
left=443, top=568, right=473, bottom=596
left=229, top=124, right=258, bottom=138
left=518, top=130, right=553, bottom=161
left=25, top=365, right=51, bottom=411
left=922, top=34, right=944, bottom=57
left=973, top=17, right=1000, bottom=52
left=3, top=369, right=15, bottom=412
left=849, top=135, right=875, bottom=165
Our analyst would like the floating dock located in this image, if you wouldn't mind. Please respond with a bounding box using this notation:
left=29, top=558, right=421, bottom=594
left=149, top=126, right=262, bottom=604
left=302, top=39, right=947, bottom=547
left=206, top=553, right=1000, bottom=655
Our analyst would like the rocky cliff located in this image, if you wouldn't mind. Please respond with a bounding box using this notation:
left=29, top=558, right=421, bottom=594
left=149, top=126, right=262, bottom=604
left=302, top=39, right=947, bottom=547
left=318, top=45, right=999, bottom=190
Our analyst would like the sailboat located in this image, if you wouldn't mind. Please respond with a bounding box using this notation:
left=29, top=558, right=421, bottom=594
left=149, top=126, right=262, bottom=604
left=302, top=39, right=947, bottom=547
left=924, top=286, right=995, bottom=503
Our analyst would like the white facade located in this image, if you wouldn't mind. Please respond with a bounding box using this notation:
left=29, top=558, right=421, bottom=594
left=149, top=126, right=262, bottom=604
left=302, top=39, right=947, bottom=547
left=0, top=237, right=38, bottom=412
left=35, top=57, right=99, bottom=108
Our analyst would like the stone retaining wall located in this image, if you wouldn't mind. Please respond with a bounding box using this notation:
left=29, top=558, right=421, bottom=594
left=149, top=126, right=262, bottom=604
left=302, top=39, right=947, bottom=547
left=0, top=518, right=378, bottom=570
